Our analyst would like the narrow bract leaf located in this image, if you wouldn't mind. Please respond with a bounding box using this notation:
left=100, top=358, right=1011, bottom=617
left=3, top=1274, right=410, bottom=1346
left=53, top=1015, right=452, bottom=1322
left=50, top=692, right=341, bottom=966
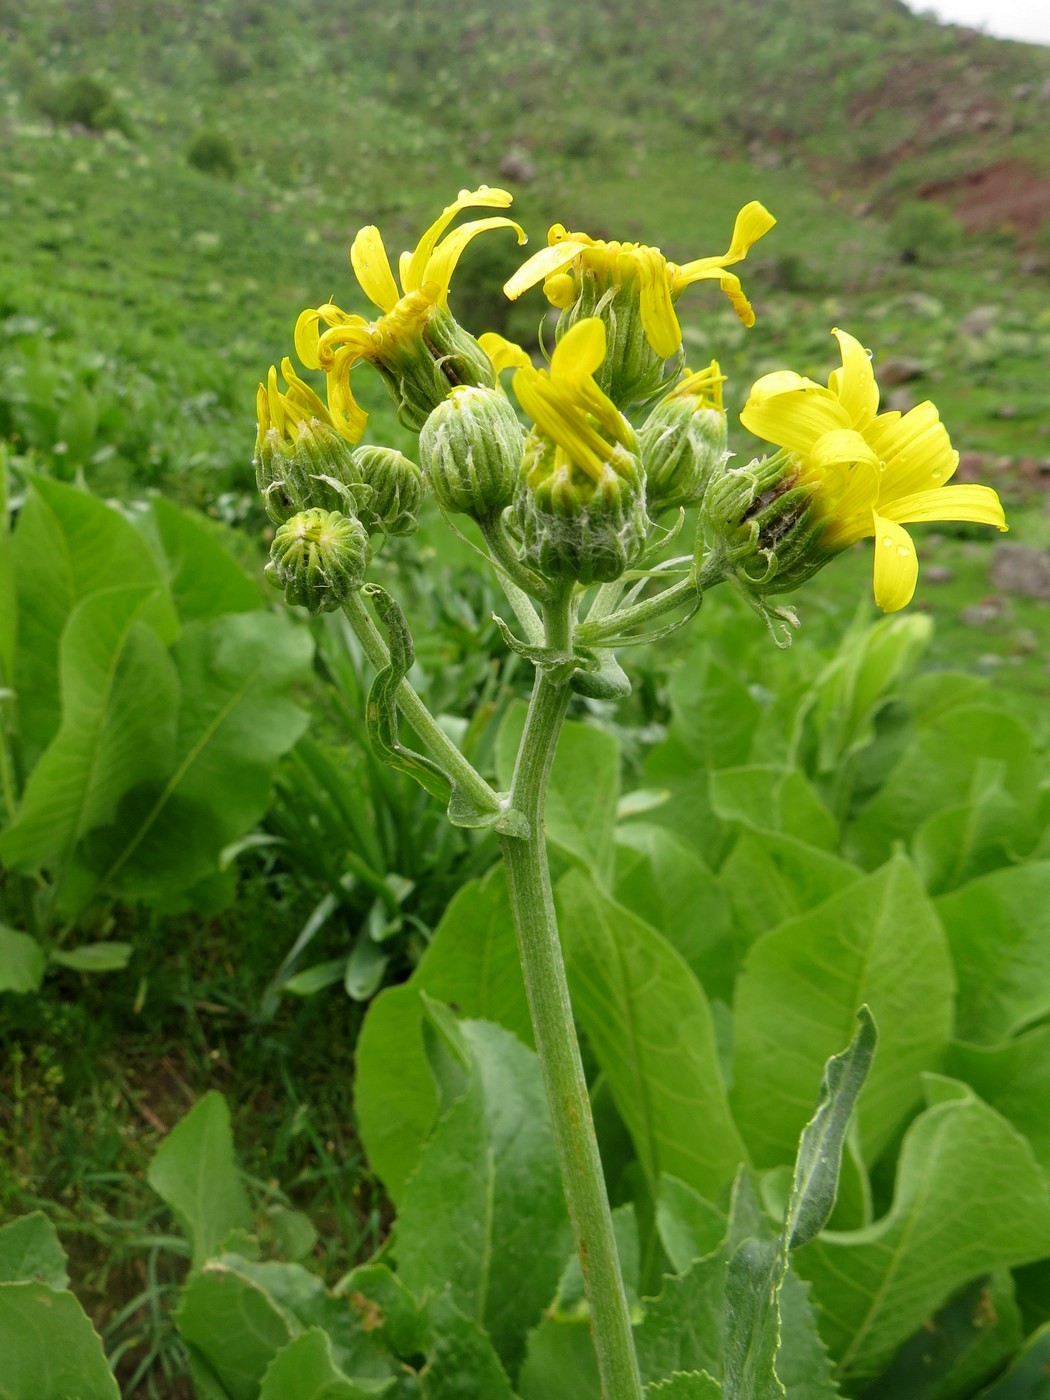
left=785, top=1007, right=877, bottom=1251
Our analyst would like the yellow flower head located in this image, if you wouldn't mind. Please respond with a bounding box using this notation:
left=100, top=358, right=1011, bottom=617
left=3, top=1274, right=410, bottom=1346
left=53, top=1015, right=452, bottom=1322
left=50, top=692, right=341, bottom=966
left=255, top=357, right=333, bottom=449
left=294, top=187, right=526, bottom=441
left=504, top=201, right=776, bottom=361
left=740, top=328, right=1007, bottom=611
left=512, top=318, right=637, bottom=486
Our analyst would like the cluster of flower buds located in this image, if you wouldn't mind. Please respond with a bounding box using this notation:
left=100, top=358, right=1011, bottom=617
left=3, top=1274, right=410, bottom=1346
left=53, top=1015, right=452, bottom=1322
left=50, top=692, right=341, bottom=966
left=254, top=189, right=1005, bottom=621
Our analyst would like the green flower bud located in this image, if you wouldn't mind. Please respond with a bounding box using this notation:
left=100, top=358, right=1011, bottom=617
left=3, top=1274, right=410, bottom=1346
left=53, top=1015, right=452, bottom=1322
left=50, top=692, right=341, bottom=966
left=701, top=450, right=833, bottom=595
left=638, top=362, right=728, bottom=516
left=351, top=445, right=424, bottom=536
left=265, top=508, right=369, bottom=613
left=419, top=385, right=525, bottom=521
left=556, top=275, right=673, bottom=410
left=255, top=361, right=361, bottom=525
left=374, top=301, right=500, bottom=433
left=515, top=431, right=648, bottom=585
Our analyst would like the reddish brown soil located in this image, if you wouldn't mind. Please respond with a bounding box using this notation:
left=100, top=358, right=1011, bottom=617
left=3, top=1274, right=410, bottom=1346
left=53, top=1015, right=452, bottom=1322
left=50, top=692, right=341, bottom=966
left=921, top=158, right=1050, bottom=238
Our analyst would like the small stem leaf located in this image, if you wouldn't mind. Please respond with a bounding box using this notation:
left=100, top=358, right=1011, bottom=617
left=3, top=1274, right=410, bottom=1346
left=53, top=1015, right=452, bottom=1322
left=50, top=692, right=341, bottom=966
left=784, top=1005, right=878, bottom=1251
left=363, top=585, right=452, bottom=803
left=722, top=1237, right=786, bottom=1400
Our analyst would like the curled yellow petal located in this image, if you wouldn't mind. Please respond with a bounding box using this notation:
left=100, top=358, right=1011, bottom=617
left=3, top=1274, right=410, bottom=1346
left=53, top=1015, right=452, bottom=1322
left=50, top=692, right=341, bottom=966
left=325, top=364, right=368, bottom=443
left=504, top=239, right=592, bottom=300
left=550, top=317, right=607, bottom=380
left=828, top=328, right=879, bottom=430
left=724, top=200, right=777, bottom=263
left=478, top=332, right=533, bottom=374
left=879, top=484, right=1007, bottom=530
left=402, top=185, right=514, bottom=293
left=741, top=379, right=852, bottom=454
left=872, top=513, right=919, bottom=612
left=350, top=225, right=401, bottom=314
left=424, top=216, right=526, bottom=305
left=294, top=309, right=324, bottom=369
left=637, top=248, right=682, bottom=358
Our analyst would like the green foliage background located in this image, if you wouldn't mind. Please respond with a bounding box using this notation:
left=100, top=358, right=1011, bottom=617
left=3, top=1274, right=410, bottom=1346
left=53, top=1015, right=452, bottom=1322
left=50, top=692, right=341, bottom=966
left=1, top=0, right=1049, bottom=1394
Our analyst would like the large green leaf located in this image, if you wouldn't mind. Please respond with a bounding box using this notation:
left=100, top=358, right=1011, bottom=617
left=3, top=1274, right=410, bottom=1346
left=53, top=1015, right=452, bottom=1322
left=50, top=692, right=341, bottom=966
left=709, top=767, right=837, bottom=851
left=259, top=1329, right=393, bottom=1399
left=798, top=1087, right=1050, bottom=1386
left=0, top=586, right=178, bottom=876
left=640, top=655, right=760, bottom=864
left=144, top=497, right=261, bottom=621
left=0, top=927, right=47, bottom=995
left=613, top=824, right=736, bottom=1003
left=10, top=476, right=176, bottom=757
left=976, top=1324, right=1050, bottom=1398
left=946, top=1028, right=1050, bottom=1174
left=847, top=706, right=1036, bottom=869
left=393, top=1008, right=570, bottom=1376
left=558, top=871, right=746, bottom=1199
left=732, top=855, right=953, bottom=1166
left=913, top=761, right=1037, bottom=895
left=0, top=1214, right=67, bottom=1289
left=935, top=863, right=1050, bottom=1044
left=147, top=1091, right=252, bottom=1267
left=497, top=703, right=621, bottom=883
left=77, top=610, right=312, bottom=907
left=354, top=869, right=533, bottom=1204
left=0, top=1282, right=120, bottom=1399
left=864, top=1273, right=1022, bottom=1400
left=718, top=832, right=861, bottom=964
left=177, top=1263, right=298, bottom=1400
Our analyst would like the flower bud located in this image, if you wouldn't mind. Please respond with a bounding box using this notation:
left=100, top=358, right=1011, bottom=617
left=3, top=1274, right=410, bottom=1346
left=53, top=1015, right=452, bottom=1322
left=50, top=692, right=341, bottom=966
left=638, top=362, right=728, bottom=516
left=515, top=432, right=648, bottom=585
left=556, top=272, right=673, bottom=410
left=255, top=362, right=361, bottom=525
left=265, top=508, right=369, bottom=613
left=351, top=445, right=424, bottom=536
left=374, top=301, right=500, bottom=433
left=701, top=450, right=832, bottom=594
left=419, top=385, right=525, bottom=521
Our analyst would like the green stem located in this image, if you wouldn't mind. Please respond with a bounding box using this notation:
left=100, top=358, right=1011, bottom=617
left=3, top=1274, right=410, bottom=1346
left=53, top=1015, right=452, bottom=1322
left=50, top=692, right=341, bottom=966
left=341, top=591, right=502, bottom=819
left=579, top=554, right=727, bottom=646
left=499, top=597, right=642, bottom=1400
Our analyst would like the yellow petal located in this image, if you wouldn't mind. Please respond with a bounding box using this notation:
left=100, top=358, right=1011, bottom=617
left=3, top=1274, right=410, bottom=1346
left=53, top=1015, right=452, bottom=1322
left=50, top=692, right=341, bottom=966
left=669, top=200, right=776, bottom=290
left=828, top=328, right=879, bottom=429
left=543, top=272, right=578, bottom=308
left=637, top=249, right=682, bottom=358
left=350, top=225, right=401, bottom=313
left=504, top=239, right=592, bottom=300
left=871, top=402, right=959, bottom=500
left=879, top=484, right=1007, bottom=530
left=402, top=186, right=514, bottom=293
left=550, top=318, right=607, bottom=380
left=741, top=380, right=852, bottom=453
left=871, top=513, right=919, bottom=612
left=809, top=428, right=880, bottom=476
left=256, top=380, right=270, bottom=433
left=479, top=332, right=533, bottom=374
left=724, top=200, right=777, bottom=263
left=325, top=365, right=368, bottom=444
left=294, top=310, right=323, bottom=369
left=263, top=366, right=282, bottom=434
left=423, top=217, right=527, bottom=304
left=513, top=371, right=608, bottom=480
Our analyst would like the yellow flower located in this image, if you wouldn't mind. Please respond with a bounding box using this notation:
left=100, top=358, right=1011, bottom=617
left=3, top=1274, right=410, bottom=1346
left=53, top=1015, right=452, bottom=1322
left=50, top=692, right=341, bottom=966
left=512, top=319, right=636, bottom=483
left=512, top=319, right=648, bottom=584
left=504, top=201, right=776, bottom=360
left=740, top=328, right=1007, bottom=611
left=255, top=357, right=332, bottom=446
left=294, top=187, right=526, bottom=440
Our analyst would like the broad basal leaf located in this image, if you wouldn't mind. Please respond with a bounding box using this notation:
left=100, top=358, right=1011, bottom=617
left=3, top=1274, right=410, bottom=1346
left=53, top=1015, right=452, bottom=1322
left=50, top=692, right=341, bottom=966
left=393, top=1009, right=570, bottom=1376
left=732, top=855, right=952, bottom=1167
left=798, top=1088, right=1050, bottom=1386
left=558, top=870, right=746, bottom=1199
left=0, top=1214, right=68, bottom=1290
left=0, top=1282, right=120, bottom=1399
left=11, top=476, right=176, bottom=757
left=78, top=610, right=312, bottom=907
left=147, top=1091, right=252, bottom=1267
left=0, top=587, right=178, bottom=876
